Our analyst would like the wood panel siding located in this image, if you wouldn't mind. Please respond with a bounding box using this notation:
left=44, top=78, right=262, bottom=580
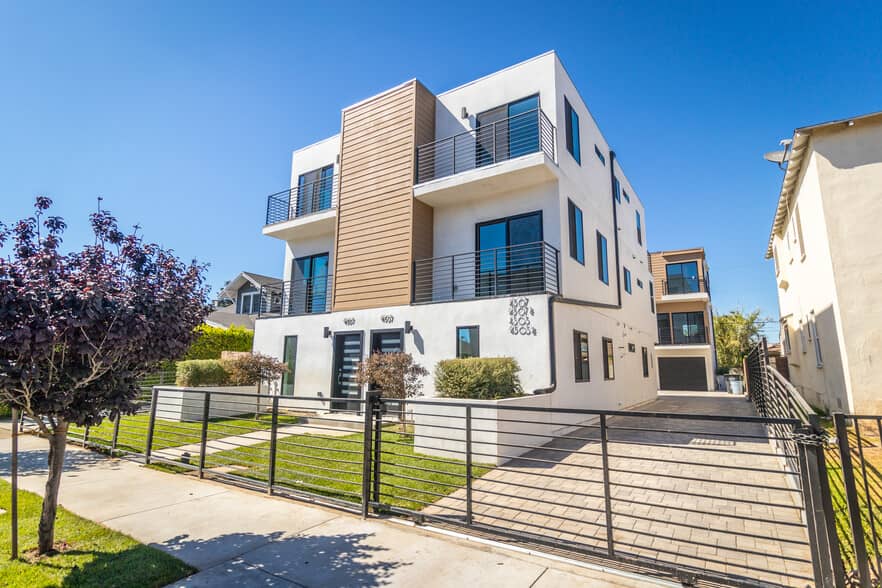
left=332, top=80, right=436, bottom=311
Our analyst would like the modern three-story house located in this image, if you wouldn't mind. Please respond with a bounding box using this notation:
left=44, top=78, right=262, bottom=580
left=649, top=248, right=718, bottom=391
left=252, top=51, right=658, bottom=411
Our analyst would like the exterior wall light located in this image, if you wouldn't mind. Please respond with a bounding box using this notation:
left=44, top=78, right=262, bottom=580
left=405, top=321, right=413, bottom=334
left=323, top=326, right=332, bottom=338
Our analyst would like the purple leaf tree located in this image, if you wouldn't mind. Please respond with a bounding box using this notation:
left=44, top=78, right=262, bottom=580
left=0, top=197, right=210, bottom=554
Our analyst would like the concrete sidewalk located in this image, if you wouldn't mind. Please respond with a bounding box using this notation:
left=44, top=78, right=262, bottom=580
left=0, top=428, right=669, bottom=587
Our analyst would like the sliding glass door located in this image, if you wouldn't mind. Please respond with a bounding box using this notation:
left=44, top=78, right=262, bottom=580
left=475, top=95, right=539, bottom=168
left=291, top=253, right=329, bottom=314
left=476, top=212, right=543, bottom=297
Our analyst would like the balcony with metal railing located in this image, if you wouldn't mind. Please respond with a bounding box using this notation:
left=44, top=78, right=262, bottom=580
left=661, top=277, right=710, bottom=300
left=257, top=276, right=333, bottom=318
left=263, top=175, right=339, bottom=240
left=413, top=109, right=558, bottom=205
left=412, top=241, right=560, bottom=304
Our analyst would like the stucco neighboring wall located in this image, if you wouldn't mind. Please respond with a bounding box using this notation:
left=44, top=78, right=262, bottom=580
left=773, top=143, right=849, bottom=412
left=814, top=123, right=882, bottom=412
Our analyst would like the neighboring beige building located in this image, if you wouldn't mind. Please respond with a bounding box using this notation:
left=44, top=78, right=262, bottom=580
left=767, top=111, right=882, bottom=414
left=649, top=248, right=718, bottom=391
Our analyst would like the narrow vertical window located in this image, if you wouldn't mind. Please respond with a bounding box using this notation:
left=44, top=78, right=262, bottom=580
left=799, top=320, right=808, bottom=354
left=564, top=97, right=581, bottom=163
left=602, top=337, right=615, bottom=380
left=594, top=144, right=606, bottom=165
left=641, top=346, right=649, bottom=377
left=573, top=330, right=590, bottom=382
left=568, top=199, right=584, bottom=264
left=623, top=190, right=630, bottom=203
left=810, top=313, right=823, bottom=367
left=649, top=282, right=656, bottom=313
left=624, top=267, right=632, bottom=294
left=636, top=211, right=643, bottom=246
left=456, top=326, right=480, bottom=358
left=596, top=231, right=609, bottom=284
left=782, top=323, right=792, bottom=355
left=613, top=177, right=621, bottom=203
left=280, top=335, right=298, bottom=396
left=794, top=205, right=806, bottom=259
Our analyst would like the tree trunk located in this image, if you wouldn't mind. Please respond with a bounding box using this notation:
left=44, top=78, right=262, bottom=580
left=38, top=421, right=68, bottom=555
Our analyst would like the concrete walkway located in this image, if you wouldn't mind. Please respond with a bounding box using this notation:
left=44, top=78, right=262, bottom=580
left=0, top=428, right=669, bottom=587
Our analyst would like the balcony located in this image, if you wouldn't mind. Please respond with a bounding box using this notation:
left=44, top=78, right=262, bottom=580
left=412, top=242, right=560, bottom=304
left=660, top=277, right=710, bottom=301
left=263, top=175, right=338, bottom=240
left=257, top=276, right=333, bottom=318
left=413, top=109, right=558, bottom=206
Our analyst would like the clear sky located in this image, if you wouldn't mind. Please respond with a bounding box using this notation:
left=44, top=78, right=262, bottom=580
left=2, top=1, right=881, bottom=340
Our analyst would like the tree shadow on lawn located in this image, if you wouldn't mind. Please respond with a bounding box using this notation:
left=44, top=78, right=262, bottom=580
left=159, top=530, right=408, bottom=587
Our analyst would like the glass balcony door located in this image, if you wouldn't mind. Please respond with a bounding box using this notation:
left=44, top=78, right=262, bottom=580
left=291, top=253, right=329, bottom=314
left=665, top=261, right=700, bottom=294
left=476, top=211, right=543, bottom=297
left=475, top=95, right=539, bottom=169
left=296, top=165, right=334, bottom=217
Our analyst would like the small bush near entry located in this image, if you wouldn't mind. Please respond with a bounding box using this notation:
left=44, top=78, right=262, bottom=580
left=435, top=357, right=523, bottom=400
left=0, top=402, right=10, bottom=418
left=176, top=359, right=229, bottom=387
left=222, top=353, right=288, bottom=386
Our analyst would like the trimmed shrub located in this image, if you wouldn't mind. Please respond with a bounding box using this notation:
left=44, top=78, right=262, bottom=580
left=0, top=402, right=11, bottom=418
left=176, top=359, right=229, bottom=387
left=222, top=353, right=289, bottom=386
left=435, top=357, right=523, bottom=400
left=185, top=325, right=253, bottom=360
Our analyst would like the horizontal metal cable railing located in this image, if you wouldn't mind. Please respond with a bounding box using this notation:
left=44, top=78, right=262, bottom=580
left=412, top=241, right=560, bottom=304
left=415, top=108, right=556, bottom=184
left=662, top=277, right=708, bottom=296
left=257, top=276, right=333, bottom=317
left=265, top=174, right=339, bottom=225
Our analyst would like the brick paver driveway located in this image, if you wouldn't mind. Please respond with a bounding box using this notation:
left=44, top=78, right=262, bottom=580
left=425, top=393, right=814, bottom=587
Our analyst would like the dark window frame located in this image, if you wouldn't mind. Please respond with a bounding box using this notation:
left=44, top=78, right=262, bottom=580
left=280, top=335, right=298, bottom=397
left=671, top=311, right=707, bottom=344
left=624, top=267, right=632, bottom=294
left=369, top=329, right=405, bottom=355
left=567, top=199, right=585, bottom=265
left=594, top=144, right=606, bottom=165
left=456, top=325, right=480, bottom=359
left=636, top=210, right=643, bottom=246
left=573, top=330, right=590, bottom=382
left=602, top=337, right=615, bottom=380
left=641, top=346, right=649, bottom=377
left=564, top=97, right=581, bottom=164
left=596, top=231, right=609, bottom=284
left=613, top=177, right=622, bottom=203
left=657, top=313, right=672, bottom=345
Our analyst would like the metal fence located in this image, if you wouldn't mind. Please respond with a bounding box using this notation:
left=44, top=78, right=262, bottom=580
left=64, top=385, right=850, bottom=587
left=265, top=174, right=339, bottom=226
left=258, top=276, right=333, bottom=317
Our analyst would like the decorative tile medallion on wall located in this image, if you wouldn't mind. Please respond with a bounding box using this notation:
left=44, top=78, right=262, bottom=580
left=509, top=297, right=537, bottom=336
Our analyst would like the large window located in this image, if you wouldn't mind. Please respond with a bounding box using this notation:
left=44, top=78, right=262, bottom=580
left=642, top=346, right=650, bottom=377
left=636, top=211, right=643, bottom=246
left=568, top=200, right=584, bottom=264
left=665, top=261, right=700, bottom=294
left=573, top=330, right=590, bottom=382
left=296, top=165, right=334, bottom=216
left=371, top=330, right=403, bottom=354
left=657, top=313, right=672, bottom=345
left=602, top=337, right=615, bottom=380
left=476, top=211, right=543, bottom=297
left=564, top=97, right=581, bottom=164
left=596, top=231, right=609, bottom=285
left=292, top=253, right=330, bottom=314
left=671, top=311, right=707, bottom=344
left=624, top=267, right=632, bottom=294
left=476, top=95, right=540, bottom=167
left=280, top=335, right=298, bottom=397
left=457, top=326, right=480, bottom=358
left=238, top=290, right=260, bottom=315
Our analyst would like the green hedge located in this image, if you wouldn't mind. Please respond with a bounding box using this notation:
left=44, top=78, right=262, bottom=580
left=435, top=357, right=523, bottom=400
left=0, top=403, right=11, bottom=418
left=176, top=360, right=229, bottom=387
left=185, top=325, right=253, bottom=360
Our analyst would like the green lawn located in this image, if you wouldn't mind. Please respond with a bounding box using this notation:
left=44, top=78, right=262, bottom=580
left=70, top=413, right=300, bottom=454
left=0, top=479, right=193, bottom=587
left=204, top=428, right=490, bottom=512
left=825, top=422, right=882, bottom=574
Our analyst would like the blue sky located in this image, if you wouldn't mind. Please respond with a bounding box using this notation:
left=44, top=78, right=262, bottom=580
left=2, top=1, right=881, bottom=340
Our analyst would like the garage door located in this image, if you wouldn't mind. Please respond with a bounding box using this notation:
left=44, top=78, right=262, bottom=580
left=658, top=357, right=707, bottom=391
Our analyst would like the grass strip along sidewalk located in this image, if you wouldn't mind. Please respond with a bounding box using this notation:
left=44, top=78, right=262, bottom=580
left=0, top=479, right=193, bottom=588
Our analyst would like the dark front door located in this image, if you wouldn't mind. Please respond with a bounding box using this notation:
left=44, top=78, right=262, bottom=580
left=476, top=211, right=543, bottom=296
left=658, top=357, right=707, bottom=391
left=332, top=333, right=363, bottom=412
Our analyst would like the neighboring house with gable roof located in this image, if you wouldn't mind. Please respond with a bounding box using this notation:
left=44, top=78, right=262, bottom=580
left=206, top=271, right=281, bottom=330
